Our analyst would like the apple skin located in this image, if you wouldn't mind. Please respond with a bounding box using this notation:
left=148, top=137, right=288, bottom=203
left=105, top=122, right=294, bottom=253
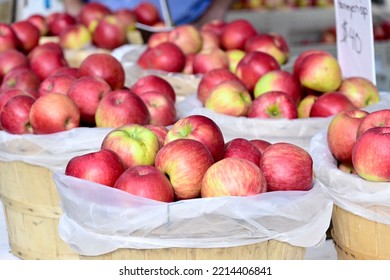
left=29, top=48, right=69, bottom=81
left=130, top=75, right=176, bottom=103
left=352, top=126, right=390, bottom=182
left=65, top=149, right=125, bottom=188
left=200, top=30, right=220, bottom=51
left=101, top=124, right=160, bottom=169
left=92, top=15, right=127, bottom=50
left=220, top=19, right=257, bottom=51
left=226, top=49, right=246, bottom=73
left=29, top=93, right=80, bottom=134
left=249, top=139, right=272, bottom=154
left=338, top=162, right=357, bottom=174
left=133, top=2, right=161, bottom=26
left=95, top=89, right=150, bottom=128
left=114, top=8, right=137, bottom=31
left=144, top=124, right=169, bottom=148
left=0, top=95, right=35, bottom=134
left=147, top=31, right=169, bottom=48
left=253, top=70, right=302, bottom=105
left=192, top=48, right=229, bottom=75
left=51, top=66, right=79, bottom=78
left=138, top=90, right=177, bottom=126
left=168, top=24, right=203, bottom=55
left=235, top=51, right=281, bottom=93
left=223, top=138, right=262, bottom=166
left=337, top=77, right=380, bottom=109
left=38, top=74, right=76, bottom=97
left=28, top=42, right=64, bottom=62
left=26, top=14, right=49, bottom=36
left=356, top=109, right=390, bottom=139
left=0, top=67, right=40, bottom=96
left=0, top=23, right=19, bottom=52
left=59, top=23, right=92, bottom=50
left=292, top=49, right=332, bottom=78
left=205, top=79, right=252, bottom=117
left=47, top=12, right=76, bottom=36
left=78, top=53, right=125, bottom=90
left=248, top=91, right=298, bottom=119
left=0, top=49, right=29, bottom=79
left=11, top=20, right=41, bottom=54
left=297, top=95, right=318, bottom=118
left=114, top=165, right=174, bottom=203
left=77, top=2, right=111, bottom=30
left=327, top=109, right=369, bottom=164
left=201, top=157, right=267, bottom=198
left=309, top=92, right=356, bottom=118
left=67, top=75, right=112, bottom=126
left=197, top=68, right=243, bottom=105
left=155, top=138, right=214, bottom=200
left=201, top=19, right=226, bottom=37
left=260, top=142, right=313, bottom=191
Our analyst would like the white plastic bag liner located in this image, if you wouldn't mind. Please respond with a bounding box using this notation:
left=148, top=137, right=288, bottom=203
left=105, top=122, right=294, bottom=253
left=54, top=172, right=333, bottom=256
left=0, top=127, right=113, bottom=172
left=310, top=130, right=390, bottom=225
left=176, top=92, right=390, bottom=150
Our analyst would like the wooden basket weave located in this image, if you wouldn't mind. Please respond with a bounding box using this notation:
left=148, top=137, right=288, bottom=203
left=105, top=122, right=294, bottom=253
left=331, top=205, right=390, bottom=260
left=0, top=161, right=79, bottom=260
left=79, top=240, right=306, bottom=260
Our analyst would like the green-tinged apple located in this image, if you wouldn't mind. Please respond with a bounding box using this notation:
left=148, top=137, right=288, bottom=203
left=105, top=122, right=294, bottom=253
left=67, top=76, right=112, bottom=126
left=155, top=138, right=214, bottom=200
left=201, top=158, right=267, bottom=198
left=92, top=15, right=127, bottom=50
left=165, top=115, right=225, bottom=162
left=248, top=91, right=298, bottom=119
left=310, top=92, right=356, bottom=118
left=138, top=91, right=177, bottom=126
left=327, top=109, right=369, bottom=164
left=114, top=165, right=174, bottom=202
left=145, top=124, right=169, bottom=148
left=192, top=48, right=229, bottom=74
left=352, top=126, right=390, bottom=182
left=224, top=138, right=262, bottom=166
left=130, top=75, right=176, bottom=103
left=356, top=109, right=390, bottom=138
left=337, top=77, right=380, bottom=108
left=59, top=23, right=92, bottom=50
left=78, top=53, right=125, bottom=90
left=226, top=49, right=246, bottom=73
left=101, top=124, right=160, bottom=168
left=220, top=19, right=257, bottom=50
left=65, top=149, right=125, bottom=187
left=260, top=142, right=313, bottom=191
left=292, top=49, right=333, bottom=78
left=197, top=68, right=243, bottom=105
left=95, top=89, right=150, bottom=128
left=253, top=70, right=302, bottom=105
left=0, top=67, right=40, bottom=96
left=338, top=162, right=357, bottom=174
left=297, top=95, right=317, bottom=118
left=205, top=79, right=252, bottom=117
left=168, top=24, right=202, bottom=55
left=29, top=93, right=80, bottom=134
left=38, top=74, right=76, bottom=97
left=250, top=139, right=271, bottom=154
left=0, top=95, right=35, bottom=134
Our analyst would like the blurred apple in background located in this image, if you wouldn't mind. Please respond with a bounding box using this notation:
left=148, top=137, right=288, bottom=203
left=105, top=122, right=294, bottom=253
left=133, top=2, right=161, bottom=26
left=220, top=19, right=257, bottom=50
left=65, top=149, right=125, bottom=188
left=297, top=94, right=317, bottom=118
left=95, top=89, right=150, bottom=128
left=26, top=14, right=49, bottom=36
left=29, top=93, right=80, bottom=134
left=356, top=109, right=390, bottom=138
left=155, top=138, right=214, bottom=200
left=165, top=115, right=225, bottom=162
left=77, top=2, right=111, bottom=31
left=321, top=26, right=336, bottom=44
left=78, top=53, right=125, bottom=90
left=223, top=138, right=262, bottom=166
left=352, top=126, right=390, bottom=182
left=260, top=142, right=313, bottom=191
left=192, top=48, right=229, bottom=74
left=0, top=95, right=35, bottom=134
left=147, top=31, right=169, bottom=48
left=200, top=30, right=220, bottom=51
left=92, top=15, right=127, bottom=50
left=67, top=76, right=112, bottom=126
left=11, top=20, right=41, bottom=54
left=248, top=91, right=298, bottom=120
left=47, top=12, right=76, bottom=36
left=101, top=124, right=160, bottom=169
left=201, top=157, right=267, bottom=198
left=182, top=53, right=195, bottom=74
left=205, top=79, right=252, bottom=117
left=38, top=74, right=76, bottom=97
left=29, top=47, right=69, bottom=81
left=226, top=49, right=245, bottom=73
left=114, top=165, right=175, bottom=202
left=130, top=75, right=176, bottom=103
left=0, top=67, right=40, bottom=96
left=201, top=19, right=226, bottom=36
left=168, top=24, right=203, bottom=55
left=0, top=49, right=29, bottom=79
left=113, top=8, right=137, bottom=31
left=59, top=23, right=92, bottom=50
left=0, top=23, right=19, bottom=52
left=145, top=124, right=169, bottom=147
left=337, top=77, right=380, bottom=108
left=309, top=92, right=356, bottom=118
left=28, top=42, right=64, bottom=62
left=327, top=109, right=369, bottom=164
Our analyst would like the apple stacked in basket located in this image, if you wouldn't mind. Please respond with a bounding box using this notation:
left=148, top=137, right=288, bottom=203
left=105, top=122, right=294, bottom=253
left=327, top=108, right=390, bottom=182
left=65, top=114, right=314, bottom=202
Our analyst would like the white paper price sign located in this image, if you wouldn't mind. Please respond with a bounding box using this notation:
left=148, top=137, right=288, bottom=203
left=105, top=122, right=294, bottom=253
left=335, top=0, right=376, bottom=84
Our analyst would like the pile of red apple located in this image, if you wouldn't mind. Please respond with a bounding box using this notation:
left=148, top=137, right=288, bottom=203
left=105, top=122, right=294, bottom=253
left=327, top=108, right=390, bottom=182
left=65, top=114, right=314, bottom=203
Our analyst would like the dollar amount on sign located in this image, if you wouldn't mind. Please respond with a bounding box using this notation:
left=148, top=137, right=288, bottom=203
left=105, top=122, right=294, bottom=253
left=340, top=20, right=362, bottom=54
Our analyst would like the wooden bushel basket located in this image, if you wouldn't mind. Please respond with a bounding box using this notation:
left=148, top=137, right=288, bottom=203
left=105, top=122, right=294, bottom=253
left=331, top=205, right=390, bottom=260
left=0, top=161, right=79, bottom=260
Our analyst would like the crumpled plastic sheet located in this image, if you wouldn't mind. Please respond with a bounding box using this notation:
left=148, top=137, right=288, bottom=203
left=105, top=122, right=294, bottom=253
left=54, top=172, right=333, bottom=256
left=310, top=130, right=390, bottom=225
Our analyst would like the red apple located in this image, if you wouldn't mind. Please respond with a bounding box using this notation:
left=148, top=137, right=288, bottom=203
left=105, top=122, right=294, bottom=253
left=192, top=48, right=229, bottom=74
left=59, top=23, right=92, bottom=50
left=77, top=2, right=111, bottom=30
left=51, top=66, right=79, bottom=78
left=26, top=14, right=49, bottom=36
left=101, top=124, right=160, bottom=168
left=235, top=51, right=280, bottom=93
left=92, top=15, right=127, bottom=50
left=147, top=31, right=169, bottom=48
left=38, top=74, right=76, bottom=97
left=133, top=2, right=161, bottom=26
left=0, top=22, right=19, bottom=52
left=0, top=95, right=35, bottom=134
left=352, top=126, right=390, bottom=182
left=65, top=149, right=125, bottom=187
left=164, top=114, right=225, bottom=162
left=78, top=53, right=125, bottom=90
left=28, top=42, right=64, bottom=62
left=201, top=158, right=267, bottom=198
left=223, top=138, right=262, bottom=166
left=220, top=19, right=257, bottom=50
left=155, top=138, right=214, bottom=200
left=114, top=8, right=137, bottom=31
left=200, top=30, right=220, bottom=50
left=337, top=77, right=380, bottom=109
left=47, top=12, right=76, bottom=36
left=249, top=139, right=272, bottom=154
left=130, top=75, right=176, bottom=103
left=95, top=89, right=150, bottom=128
left=248, top=91, right=298, bottom=119
left=144, top=124, right=168, bottom=148
left=0, top=89, right=35, bottom=125
left=0, top=49, right=29, bottom=79
left=0, top=67, right=40, bottom=96
left=114, top=165, right=174, bottom=202
left=356, top=109, right=390, bottom=139
left=30, top=48, right=69, bottom=81
left=29, top=93, right=80, bottom=134
left=309, top=92, right=356, bottom=118
left=138, top=91, right=176, bottom=126
left=11, top=20, right=41, bottom=53
left=168, top=24, right=203, bottom=55
left=67, top=75, right=112, bottom=126
left=327, top=109, right=369, bottom=164
left=260, top=142, right=313, bottom=191
left=201, top=19, right=226, bottom=37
